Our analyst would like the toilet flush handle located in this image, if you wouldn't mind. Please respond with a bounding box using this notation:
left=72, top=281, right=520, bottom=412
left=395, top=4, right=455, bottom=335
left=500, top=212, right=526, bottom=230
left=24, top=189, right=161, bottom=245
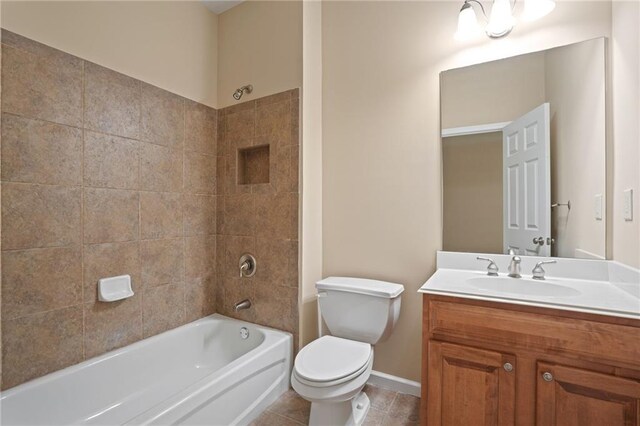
left=317, top=292, right=327, bottom=298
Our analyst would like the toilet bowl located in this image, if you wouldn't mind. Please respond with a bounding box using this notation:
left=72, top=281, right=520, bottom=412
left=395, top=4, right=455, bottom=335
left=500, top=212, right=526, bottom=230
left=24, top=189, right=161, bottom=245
left=291, top=277, right=404, bottom=426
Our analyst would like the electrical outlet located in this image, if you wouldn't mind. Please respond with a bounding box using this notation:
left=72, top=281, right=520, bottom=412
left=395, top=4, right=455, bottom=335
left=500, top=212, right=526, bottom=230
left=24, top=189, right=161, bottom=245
left=594, top=194, right=603, bottom=220
left=623, top=189, right=633, bottom=221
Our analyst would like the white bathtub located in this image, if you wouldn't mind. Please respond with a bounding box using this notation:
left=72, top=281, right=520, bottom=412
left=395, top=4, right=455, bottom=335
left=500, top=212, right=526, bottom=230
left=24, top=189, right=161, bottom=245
left=0, top=314, right=292, bottom=425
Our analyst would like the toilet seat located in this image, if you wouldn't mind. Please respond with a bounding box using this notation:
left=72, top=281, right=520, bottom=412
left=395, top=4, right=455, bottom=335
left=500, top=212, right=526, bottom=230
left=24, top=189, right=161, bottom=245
left=293, top=336, right=372, bottom=388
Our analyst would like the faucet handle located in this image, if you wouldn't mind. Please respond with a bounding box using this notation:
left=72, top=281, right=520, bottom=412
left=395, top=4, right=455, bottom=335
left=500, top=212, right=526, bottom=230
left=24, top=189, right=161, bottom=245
left=477, top=257, right=499, bottom=276
left=532, top=260, right=557, bottom=280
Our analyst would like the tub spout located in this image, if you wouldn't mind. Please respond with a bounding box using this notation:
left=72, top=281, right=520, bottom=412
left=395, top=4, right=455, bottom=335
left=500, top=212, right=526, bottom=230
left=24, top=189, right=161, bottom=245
left=234, top=299, right=252, bottom=312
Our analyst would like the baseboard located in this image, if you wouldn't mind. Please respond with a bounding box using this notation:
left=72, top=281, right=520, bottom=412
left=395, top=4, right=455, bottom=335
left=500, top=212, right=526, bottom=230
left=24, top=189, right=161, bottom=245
left=366, top=370, right=421, bottom=397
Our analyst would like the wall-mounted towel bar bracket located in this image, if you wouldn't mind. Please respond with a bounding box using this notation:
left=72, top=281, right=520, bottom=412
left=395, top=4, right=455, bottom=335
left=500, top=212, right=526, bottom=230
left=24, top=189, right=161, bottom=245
left=551, top=201, right=571, bottom=210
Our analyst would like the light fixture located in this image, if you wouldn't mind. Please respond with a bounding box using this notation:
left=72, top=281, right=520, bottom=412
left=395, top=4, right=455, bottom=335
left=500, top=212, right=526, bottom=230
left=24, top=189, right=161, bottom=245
left=455, top=0, right=555, bottom=40
left=455, top=2, right=483, bottom=40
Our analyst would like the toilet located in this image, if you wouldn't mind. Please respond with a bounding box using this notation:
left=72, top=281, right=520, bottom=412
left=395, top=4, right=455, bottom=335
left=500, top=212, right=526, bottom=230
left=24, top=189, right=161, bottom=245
left=291, top=277, right=404, bottom=426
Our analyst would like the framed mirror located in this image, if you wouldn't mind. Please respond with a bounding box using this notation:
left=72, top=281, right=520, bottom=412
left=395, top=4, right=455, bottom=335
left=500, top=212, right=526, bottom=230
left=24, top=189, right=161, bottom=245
left=441, top=38, right=606, bottom=259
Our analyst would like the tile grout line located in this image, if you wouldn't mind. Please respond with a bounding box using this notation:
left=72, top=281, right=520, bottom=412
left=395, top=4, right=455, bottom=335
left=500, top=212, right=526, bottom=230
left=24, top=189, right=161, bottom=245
left=139, top=76, right=145, bottom=338
left=182, top=98, right=187, bottom=324
left=263, top=409, right=306, bottom=425
left=80, top=58, right=87, bottom=361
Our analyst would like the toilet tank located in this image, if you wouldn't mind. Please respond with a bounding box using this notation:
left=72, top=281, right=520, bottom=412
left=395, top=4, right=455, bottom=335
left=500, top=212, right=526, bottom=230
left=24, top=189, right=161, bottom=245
left=316, top=277, right=404, bottom=345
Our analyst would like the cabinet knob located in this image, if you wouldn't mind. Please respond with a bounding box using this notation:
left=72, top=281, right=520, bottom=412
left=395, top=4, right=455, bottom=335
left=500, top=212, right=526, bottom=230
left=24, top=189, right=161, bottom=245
left=542, top=372, right=553, bottom=382
left=503, top=362, right=514, bottom=372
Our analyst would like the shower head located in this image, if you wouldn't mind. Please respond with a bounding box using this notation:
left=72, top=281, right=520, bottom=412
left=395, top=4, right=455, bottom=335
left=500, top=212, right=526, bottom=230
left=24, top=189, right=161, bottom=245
left=232, top=84, right=253, bottom=101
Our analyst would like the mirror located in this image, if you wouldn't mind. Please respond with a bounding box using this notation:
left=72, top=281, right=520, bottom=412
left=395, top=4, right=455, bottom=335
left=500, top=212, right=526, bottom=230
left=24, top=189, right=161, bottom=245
left=441, top=38, right=606, bottom=259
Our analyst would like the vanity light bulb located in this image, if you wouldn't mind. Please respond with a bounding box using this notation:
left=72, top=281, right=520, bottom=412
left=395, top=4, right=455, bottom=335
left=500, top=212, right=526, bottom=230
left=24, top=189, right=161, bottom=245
left=522, top=0, right=556, bottom=21
left=486, top=0, right=515, bottom=38
left=455, top=3, right=482, bottom=41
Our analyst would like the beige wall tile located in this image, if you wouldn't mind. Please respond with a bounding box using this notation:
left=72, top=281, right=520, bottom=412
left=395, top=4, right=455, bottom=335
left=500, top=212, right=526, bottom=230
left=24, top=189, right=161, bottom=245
left=290, top=145, right=299, bottom=192
left=83, top=242, right=140, bottom=302
left=83, top=297, right=142, bottom=358
left=142, top=283, right=185, bottom=338
left=2, top=247, right=82, bottom=320
left=256, top=100, right=291, bottom=143
left=220, top=193, right=255, bottom=236
left=84, top=62, right=140, bottom=139
left=255, top=238, right=297, bottom=287
left=183, top=194, right=216, bottom=236
left=184, top=152, right=216, bottom=194
left=290, top=95, right=299, bottom=146
left=140, top=238, right=184, bottom=288
left=84, top=188, right=139, bottom=244
left=185, top=100, right=216, bottom=155
left=225, top=106, right=255, bottom=147
left=140, top=142, right=183, bottom=192
left=140, top=83, right=184, bottom=148
left=0, top=31, right=230, bottom=388
left=2, top=183, right=81, bottom=250
left=215, top=234, right=227, bottom=279
left=1, top=113, right=82, bottom=185
left=185, top=278, right=215, bottom=322
left=253, top=284, right=297, bottom=333
left=222, top=235, right=255, bottom=281
left=254, top=192, right=295, bottom=240
left=255, top=91, right=291, bottom=107
left=219, top=280, right=255, bottom=322
left=1, top=306, right=83, bottom=389
left=140, top=192, right=183, bottom=239
left=185, top=235, right=216, bottom=282
left=84, top=131, right=139, bottom=189
left=1, top=44, right=82, bottom=127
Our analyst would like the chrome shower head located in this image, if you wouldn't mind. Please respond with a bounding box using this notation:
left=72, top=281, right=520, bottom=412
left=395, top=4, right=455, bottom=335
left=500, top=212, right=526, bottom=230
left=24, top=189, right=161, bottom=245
left=232, top=84, right=253, bottom=101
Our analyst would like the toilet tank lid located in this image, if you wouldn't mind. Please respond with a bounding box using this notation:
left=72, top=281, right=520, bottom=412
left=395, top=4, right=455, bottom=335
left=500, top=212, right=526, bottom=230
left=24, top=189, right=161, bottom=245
left=316, top=277, right=404, bottom=298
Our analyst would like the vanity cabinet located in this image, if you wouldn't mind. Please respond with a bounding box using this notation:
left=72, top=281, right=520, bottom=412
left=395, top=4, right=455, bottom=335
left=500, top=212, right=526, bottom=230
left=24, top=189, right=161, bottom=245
left=421, top=294, right=640, bottom=426
left=427, top=341, right=516, bottom=425
left=535, top=362, right=640, bottom=425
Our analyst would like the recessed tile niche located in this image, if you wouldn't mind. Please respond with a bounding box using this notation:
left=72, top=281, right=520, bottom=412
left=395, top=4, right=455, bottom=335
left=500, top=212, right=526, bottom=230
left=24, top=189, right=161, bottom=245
left=237, top=145, right=270, bottom=185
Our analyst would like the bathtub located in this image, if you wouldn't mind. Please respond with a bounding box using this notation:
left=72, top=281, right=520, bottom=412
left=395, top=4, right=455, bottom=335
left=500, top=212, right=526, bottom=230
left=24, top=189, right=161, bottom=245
left=0, top=314, right=292, bottom=425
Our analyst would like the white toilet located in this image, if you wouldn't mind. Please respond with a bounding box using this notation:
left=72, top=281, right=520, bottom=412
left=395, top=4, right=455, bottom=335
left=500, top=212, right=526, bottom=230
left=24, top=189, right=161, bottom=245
left=291, top=277, right=404, bottom=426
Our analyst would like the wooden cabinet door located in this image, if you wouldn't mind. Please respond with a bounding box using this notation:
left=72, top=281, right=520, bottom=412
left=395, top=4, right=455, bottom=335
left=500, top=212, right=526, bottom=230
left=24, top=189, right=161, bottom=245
left=427, top=341, right=516, bottom=426
left=536, top=362, right=640, bottom=426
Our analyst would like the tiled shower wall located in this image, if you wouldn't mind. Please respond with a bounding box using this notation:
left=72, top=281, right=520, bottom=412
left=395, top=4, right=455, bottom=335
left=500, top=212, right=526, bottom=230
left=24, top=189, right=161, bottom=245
left=0, top=30, right=217, bottom=389
left=0, top=30, right=300, bottom=390
left=215, top=91, right=300, bottom=344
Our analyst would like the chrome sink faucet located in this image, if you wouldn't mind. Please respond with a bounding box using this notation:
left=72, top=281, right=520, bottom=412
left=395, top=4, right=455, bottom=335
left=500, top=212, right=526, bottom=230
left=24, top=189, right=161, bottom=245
left=508, top=255, right=522, bottom=278
left=477, top=257, right=499, bottom=276
left=532, top=260, right=556, bottom=280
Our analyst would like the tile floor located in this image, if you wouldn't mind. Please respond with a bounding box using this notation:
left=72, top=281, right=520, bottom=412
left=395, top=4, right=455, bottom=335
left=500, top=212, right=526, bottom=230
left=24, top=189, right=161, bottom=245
left=251, top=385, right=420, bottom=426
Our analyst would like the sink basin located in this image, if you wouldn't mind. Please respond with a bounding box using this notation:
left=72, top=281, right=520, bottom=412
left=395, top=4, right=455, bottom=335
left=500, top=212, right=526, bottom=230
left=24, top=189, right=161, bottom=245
left=467, top=276, right=582, bottom=298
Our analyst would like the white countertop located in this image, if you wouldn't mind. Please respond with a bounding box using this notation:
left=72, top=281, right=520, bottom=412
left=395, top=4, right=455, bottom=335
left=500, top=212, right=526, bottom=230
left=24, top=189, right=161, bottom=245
left=419, top=252, right=640, bottom=320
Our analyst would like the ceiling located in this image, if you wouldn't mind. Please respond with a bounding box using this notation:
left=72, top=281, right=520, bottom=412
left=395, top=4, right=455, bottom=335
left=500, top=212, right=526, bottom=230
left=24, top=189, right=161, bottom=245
left=202, top=0, right=245, bottom=15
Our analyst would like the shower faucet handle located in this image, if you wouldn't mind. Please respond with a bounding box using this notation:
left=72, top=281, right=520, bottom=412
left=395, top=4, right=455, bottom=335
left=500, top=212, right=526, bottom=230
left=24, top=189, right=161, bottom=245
left=239, top=254, right=257, bottom=278
left=477, top=257, right=499, bottom=276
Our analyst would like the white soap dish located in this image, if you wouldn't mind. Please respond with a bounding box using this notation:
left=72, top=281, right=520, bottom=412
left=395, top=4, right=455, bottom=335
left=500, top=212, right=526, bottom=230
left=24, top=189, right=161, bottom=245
left=98, top=275, right=134, bottom=302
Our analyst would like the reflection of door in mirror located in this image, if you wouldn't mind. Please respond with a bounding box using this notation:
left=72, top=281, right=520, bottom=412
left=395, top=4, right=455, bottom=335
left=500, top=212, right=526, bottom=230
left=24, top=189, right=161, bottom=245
left=503, top=103, right=550, bottom=257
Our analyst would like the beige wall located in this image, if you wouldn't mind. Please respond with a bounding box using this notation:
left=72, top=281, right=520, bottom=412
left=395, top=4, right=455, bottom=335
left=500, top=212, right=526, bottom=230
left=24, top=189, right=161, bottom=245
left=441, top=52, right=546, bottom=128
left=546, top=39, right=606, bottom=259
left=612, top=1, right=640, bottom=268
left=322, top=0, right=614, bottom=382
left=300, top=0, right=323, bottom=348
left=442, top=133, right=503, bottom=253
left=0, top=1, right=218, bottom=108
left=217, top=0, right=302, bottom=108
